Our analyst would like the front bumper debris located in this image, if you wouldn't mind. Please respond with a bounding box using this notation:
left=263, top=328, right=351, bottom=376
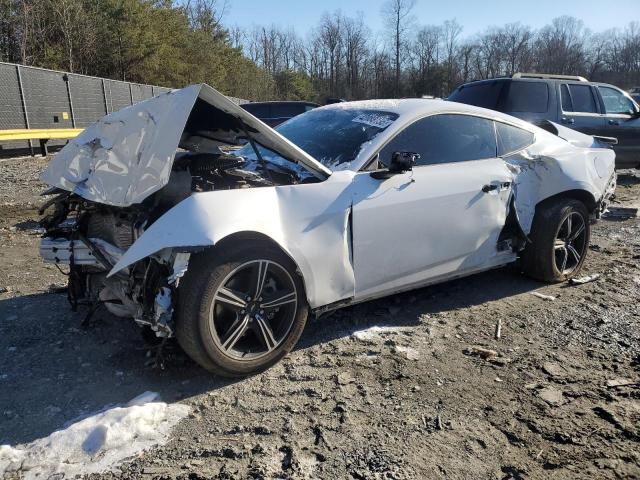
left=40, top=238, right=99, bottom=266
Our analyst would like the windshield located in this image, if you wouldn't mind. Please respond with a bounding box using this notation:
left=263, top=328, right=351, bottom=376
left=236, top=108, right=398, bottom=174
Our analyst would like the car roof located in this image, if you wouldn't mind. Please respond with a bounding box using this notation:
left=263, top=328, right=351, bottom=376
left=455, top=76, right=624, bottom=91
left=318, top=98, right=535, bottom=130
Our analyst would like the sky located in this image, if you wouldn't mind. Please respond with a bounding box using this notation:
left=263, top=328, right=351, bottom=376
left=224, top=0, right=640, bottom=37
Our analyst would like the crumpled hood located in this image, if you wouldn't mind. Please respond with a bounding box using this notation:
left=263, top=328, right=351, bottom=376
left=41, top=84, right=331, bottom=207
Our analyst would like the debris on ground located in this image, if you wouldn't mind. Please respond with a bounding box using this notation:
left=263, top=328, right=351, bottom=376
left=463, top=346, right=498, bottom=359
left=603, top=206, right=638, bottom=219
left=494, top=319, right=502, bottom=339
left=569, top=274, right=601, bottom=285
left=605, top=378, right=638, bottom=388
left=393, top=345, right=420, bottom=360
left=538, top=387, right=565, bottom=406
left=350, top=325, right=410, bottom=342
left=530, top=292, right=556, bottom=301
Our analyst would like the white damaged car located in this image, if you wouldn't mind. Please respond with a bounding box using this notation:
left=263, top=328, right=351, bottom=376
left=39, top=84, right=616, bottom=376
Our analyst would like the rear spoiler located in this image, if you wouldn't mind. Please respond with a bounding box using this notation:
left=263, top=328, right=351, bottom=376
left=592, top=135, right=618, bottom=146
left=537, top=120, right=618, bottom=148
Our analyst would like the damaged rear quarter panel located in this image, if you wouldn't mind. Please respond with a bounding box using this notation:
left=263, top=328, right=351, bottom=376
left=109, top=171, right=357, bottom=309
left=506, top=134, right=615, bottom=233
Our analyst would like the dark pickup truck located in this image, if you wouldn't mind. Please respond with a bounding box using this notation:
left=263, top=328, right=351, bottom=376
left=449, top=73, right=640, bottom=168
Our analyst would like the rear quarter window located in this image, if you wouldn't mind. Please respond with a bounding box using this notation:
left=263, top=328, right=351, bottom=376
left=502, top=82, right=549, bottom=113
left=448, top=81, right=505, bottom=109
left=496, top=122, right=535, bottom=156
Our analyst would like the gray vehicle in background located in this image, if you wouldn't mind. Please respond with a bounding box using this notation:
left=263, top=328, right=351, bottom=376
left=449, top=73, right=640, bottom=168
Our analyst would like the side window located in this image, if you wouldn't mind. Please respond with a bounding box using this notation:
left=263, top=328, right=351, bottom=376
left=562, top=84, right=598, bottom=113
left=496, top=122, right=535, bottom=156
left=560, top=84, right=573, bottom=111
left=598, top=86, right=635, bottom=115
left=379, top=114, right=497, bottom=167
left=503, top=82, right=549, bottom=113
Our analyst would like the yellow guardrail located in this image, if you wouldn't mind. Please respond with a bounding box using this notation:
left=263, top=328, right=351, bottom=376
left=0, top=128, right=83, bottom=156
left=0, top=128, right=83, bottom=141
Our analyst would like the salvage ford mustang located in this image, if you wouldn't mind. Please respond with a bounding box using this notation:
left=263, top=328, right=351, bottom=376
left=39, top=84, right=616, bottom=376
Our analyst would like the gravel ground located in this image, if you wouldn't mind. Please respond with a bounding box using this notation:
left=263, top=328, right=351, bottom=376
left=0, top=156, right=638, bottom=479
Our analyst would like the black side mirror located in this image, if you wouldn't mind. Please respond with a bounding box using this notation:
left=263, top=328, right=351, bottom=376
left=370, top=151, right=420, bottom=179
left=390, top=151, right=419, bottom=172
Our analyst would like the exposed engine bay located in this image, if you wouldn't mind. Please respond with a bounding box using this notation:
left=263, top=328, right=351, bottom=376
left=39, top=141, right=312, bottom=339
left=37, top=83, right=334, bottom=341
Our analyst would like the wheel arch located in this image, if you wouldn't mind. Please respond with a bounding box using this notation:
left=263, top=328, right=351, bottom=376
left=206, top=230, right=313, bottom=305
left=535, top=189, right=597, bottom=214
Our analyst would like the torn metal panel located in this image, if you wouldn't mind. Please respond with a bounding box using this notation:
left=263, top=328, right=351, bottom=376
left=41, top=84, right=330, bottom=207
left=504, top=133, right=616, bottom=233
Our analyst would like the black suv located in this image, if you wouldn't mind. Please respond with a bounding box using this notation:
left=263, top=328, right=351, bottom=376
left=241, top=101, right=318, bottom=127
left=449, top=73, right=640, bottom=168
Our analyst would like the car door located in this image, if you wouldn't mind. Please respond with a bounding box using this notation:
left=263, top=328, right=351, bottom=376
left=558, top=83, right=605, bottom=135
left=351, top=114, right=514, bottom=300
left=597, top=85, right=640, bottom=167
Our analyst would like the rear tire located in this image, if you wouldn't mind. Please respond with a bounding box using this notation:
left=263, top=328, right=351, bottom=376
left=176, top=241, right=308, bottom=377
left=522, top=199, right=590, bottom=283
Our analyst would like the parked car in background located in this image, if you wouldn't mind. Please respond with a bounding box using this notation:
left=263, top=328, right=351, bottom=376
left=630, top=87, right=640, bottom=104
left=449, top=73, right=640, bottom=168
left=38, top=84, right=616, bottom=376
left=241, top=101, right=318, bottom=127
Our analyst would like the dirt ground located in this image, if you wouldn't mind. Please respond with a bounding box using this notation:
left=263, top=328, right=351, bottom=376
left=0, top=156, right=638, bottom=480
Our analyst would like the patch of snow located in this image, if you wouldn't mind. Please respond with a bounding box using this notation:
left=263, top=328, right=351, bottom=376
left=351, top=325, right=411, bottom=343
left=0, top=391, right=190, bottom=479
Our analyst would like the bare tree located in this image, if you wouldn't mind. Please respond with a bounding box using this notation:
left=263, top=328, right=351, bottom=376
left=381, top=0, right=416, bottom=96
left=534, top=16, right=587, bottom=75
left=317, top=11, right=343, bottom=96
left=228, top=25, right=244, bottom=50
left=343, top=15, right=369, bottom=98
left=503, top=23, right=533, bottom=75
left=409, top=25, right=441, bottom=94
left=185, top=0, right=229, bottom=38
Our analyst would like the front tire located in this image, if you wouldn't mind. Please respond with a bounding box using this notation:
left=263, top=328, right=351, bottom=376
left=176, top=241, right=308, bottom=377
left=522, top=199, right=590, bottom=283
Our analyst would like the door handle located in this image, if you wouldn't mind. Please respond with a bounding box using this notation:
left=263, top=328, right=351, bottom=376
left=482, top=184, right=498, bottom=193
left=608, top=119, right=620, bottom=126
left=561, top=117, right=575, bottom=125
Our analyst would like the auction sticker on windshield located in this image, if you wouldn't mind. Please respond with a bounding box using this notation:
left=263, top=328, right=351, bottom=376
left=352, top=113, right=395, bottom=129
